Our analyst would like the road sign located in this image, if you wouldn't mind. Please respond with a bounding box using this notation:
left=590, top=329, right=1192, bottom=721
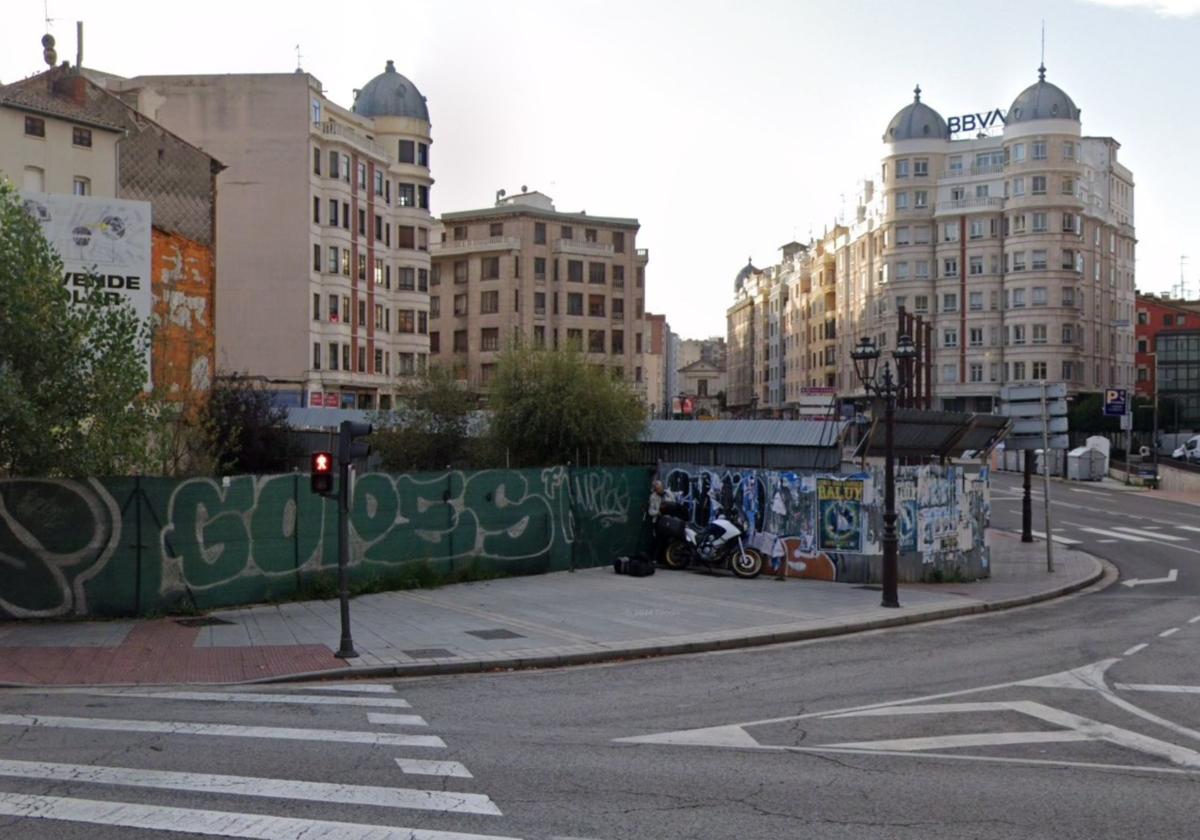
left=1001, top=400, right=1068, bottom=419
left=1002, top=383, right=1067, bottom=402
left=1103, top=388, right=1128, bottom=417
left=1000, top=382, right=1069, bottom=451
left=1010, top=417, right=1068, bottom=436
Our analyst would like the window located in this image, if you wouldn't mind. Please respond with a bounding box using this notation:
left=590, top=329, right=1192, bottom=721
left=914, top=295, right=929, bottom=314
left=561, top=225, right=574, bottom=240
left=313, top=244, right=321, bottom=272
left=589, top=262, right=606, bottom=284
left=943, top=328, right=958, bottom=348
left=970, top=363, right=984, bottom=383
left=942, top=293, right=958, bottom=312
left=418, top=143, right=429, bottom=167
left=1033, top=324, right=1047, bottom=345
left=481, top=327, right=500, bottom=351
left=969, top=327, right=983, bottom=347
left=398, top=140, right=415, bottom=164
left=1032, top=287, right=1047, bottom=306
left=567, top=293, right=583, bottom=316
left=482, top=256, right=500, bottom=280
left=313, top=146, right=321, bottom=175
left=430, top=296, right=441, bottom=318
left=1012, top=325, right=1026, bottom=345
left=24, top=116, right=45, bottom=137
left=534, top=292, right=546, bottom=314
left=913, top=158, right=928, bottom=176
left=942, top=222, right=959, bottom=242
left=588, top=294, right=605, bottom=317
left=969, top=256, right=984, bottom=276
left=1032, top=141, right=1046, bottom=160
left=70, top=126, right=93, bottom=147
left=430, top=332, right=440, bottom=353
left=914, top=191, right=928, bottom=208
left=1062, top=324, right=1075, bottom=344
left=1063, top=141, right=1076, bottom=160
left=611, top=298, right=624, bottom=319
left=453, top=330, right=468, bottom=352
left=532, top=257, right=547, bottom=281
left=358, top=253, right=367, bottom=281
left=374, top=170, right=384, bottom=197
left=1012, top=177, right=1025, bottom=196
left=480, top=290, right=500, bottom=314
left=418, top=185, right=429, bottom=209
left=895, top=262, right=909, bottom=280
left=397, top=310, right=415, bottom=333
left=895, top=225, right=911, bottom=245
left=489, top=222, right=503, bottom=237
left=1032, top=176, right=1047, bottom=195
left=969, top=291, right=983, bottom=311
left=1062, top=287, right=1076, bottom=307
left=1032, top=212, right=1047, bottom=232
left=942, top=258, right=958, bottom=278
left=1011, top=143, right=1026, bottom=162
left=1062, top=212, right=1078, bottom=233
left=611, top=330, right=624, bottom=353
left=358, top=300, right=366, bottom=327
left=1062, top=177, right=1075, bottom=196
left=948, top=155, right=963, bottom=175
left=312, top=342, right=322, bottom=370
left=568, top=260, right=584, bottom=283
left=1012, top=251, right=1026, bottom=272
left=72, top=177, right=90, bottom=196
left=534, top=222, right=546, bottom=244
left=942, top=364, right=958, bottom=384
left=328, top=199, right=338, bottom=227
left=1062, top=249, right=1077, bottom=270
left=895, top=192, right=909, bottom=210
left=1032, top=361, right=1047, bottom=380
left=1031, top=250, right=1048, bottom=270
left=613, top=231, right=626, bottom=252
left=397, top=226, right=415, bottom=249
left=968, top=220, right=985, bottom=240
left=566, top=328, right=583, bottom=349
left=588, top=330, right=605, bottom=353
left=896, top=159, right=910, bottom=178
left=1136, top=338, right=1148, bottom=354
left=397, top=183, right=415, bottom=207
left=915, top=260, right=929, bottom=279
left=453, top=293, right=468, bottom=316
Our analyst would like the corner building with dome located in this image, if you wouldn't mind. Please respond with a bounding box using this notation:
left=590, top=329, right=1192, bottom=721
left=727, top=66, right=1136, bottom=416
left=107, top=62, right=435, bottom=410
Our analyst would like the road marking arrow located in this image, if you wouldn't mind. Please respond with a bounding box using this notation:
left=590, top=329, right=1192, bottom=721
left=1122, top=569, right=1178, bottom=588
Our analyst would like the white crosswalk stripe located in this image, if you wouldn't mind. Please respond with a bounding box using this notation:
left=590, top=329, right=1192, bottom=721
left=396, top=758, right=475, bottom=778
left=1031, top=530, right=1082, bottom=546
left=1071, top=525, right=1149, bottom=542
left=1113, top=527, right=1186, bottom=541
left=368, top=712, right=429, bottom=726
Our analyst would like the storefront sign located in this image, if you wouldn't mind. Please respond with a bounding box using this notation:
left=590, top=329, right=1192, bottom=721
left=947, top=109, right=1007, bottom=135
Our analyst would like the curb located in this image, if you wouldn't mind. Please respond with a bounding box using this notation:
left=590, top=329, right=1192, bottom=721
left=0, top=549, right=1108, bottom=691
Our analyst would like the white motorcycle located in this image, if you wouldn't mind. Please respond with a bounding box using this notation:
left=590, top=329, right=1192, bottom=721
left=659, top=506, right=764, bottom=579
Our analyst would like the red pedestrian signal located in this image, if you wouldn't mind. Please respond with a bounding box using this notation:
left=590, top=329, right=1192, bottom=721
left=310, top=451, right=334, bottom=495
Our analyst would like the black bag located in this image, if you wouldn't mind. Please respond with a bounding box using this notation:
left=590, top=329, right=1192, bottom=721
left=614, top=553, right=656, bottom=577
left=655, top=515, right=686, bottom=541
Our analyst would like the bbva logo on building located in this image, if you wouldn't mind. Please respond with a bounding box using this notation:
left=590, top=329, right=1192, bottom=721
left=947, top=109, right=1007, bottom=135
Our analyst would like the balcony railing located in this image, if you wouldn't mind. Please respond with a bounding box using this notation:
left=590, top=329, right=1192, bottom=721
left=943, top=163, right=1006, bottom=179
left=935, top=196, right=1005, bottom=215
left=318, top=121, right=390, bottom=162
left=432, top=236, right=522, bottom=256
left=553, top=239, right=614, bottom=256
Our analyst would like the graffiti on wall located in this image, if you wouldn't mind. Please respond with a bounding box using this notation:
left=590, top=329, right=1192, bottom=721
left=0, top=467, right=648, bottom=620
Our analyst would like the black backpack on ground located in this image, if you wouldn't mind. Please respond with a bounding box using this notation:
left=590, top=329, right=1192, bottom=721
left=614, top=552, right=656, bottom=577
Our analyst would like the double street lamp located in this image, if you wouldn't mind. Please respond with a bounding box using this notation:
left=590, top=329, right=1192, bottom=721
left=850, top=334, right=917, bottom=609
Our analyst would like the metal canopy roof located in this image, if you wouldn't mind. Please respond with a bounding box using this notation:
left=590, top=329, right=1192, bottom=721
left=853, top=410, right=1010, bottom=459
left=641, top=419, right=847, bottom=448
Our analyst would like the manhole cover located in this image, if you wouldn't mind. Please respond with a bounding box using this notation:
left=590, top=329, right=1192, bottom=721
left=175, top=617, right=235, bottom=627
left=465, top=629, right=525, bottom=640
left=402, top=648, right=458, bottom=659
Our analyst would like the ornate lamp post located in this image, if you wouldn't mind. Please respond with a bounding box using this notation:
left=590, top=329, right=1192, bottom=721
left=851, top=334, right=917, bottom=608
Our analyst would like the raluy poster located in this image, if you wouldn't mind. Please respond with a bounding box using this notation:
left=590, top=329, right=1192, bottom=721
left=817, top=476, right=864, bottom=552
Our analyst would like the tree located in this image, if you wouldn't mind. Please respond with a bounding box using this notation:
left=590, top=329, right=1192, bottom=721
left=487, top=343, right=646, bottom=467
left=0, top=180, right=152, bottom=476
left=201, top=372, right=299, bottom=474
left=371, top=366, right=476, bottom=471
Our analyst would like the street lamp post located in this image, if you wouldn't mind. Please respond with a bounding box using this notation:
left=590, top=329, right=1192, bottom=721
left=851, top=334, right=917, bottom=609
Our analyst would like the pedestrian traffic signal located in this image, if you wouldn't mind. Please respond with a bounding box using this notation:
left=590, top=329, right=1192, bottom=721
left=338, top=420, right=373, bottom=464
left=310, top=450, right=334, bottom=495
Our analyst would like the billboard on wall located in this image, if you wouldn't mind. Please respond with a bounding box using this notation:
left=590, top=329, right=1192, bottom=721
left=21, top=191, right=153, bottom=374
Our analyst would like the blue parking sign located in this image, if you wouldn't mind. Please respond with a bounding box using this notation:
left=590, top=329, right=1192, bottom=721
left=1103, top=388, right=1127, bottom=417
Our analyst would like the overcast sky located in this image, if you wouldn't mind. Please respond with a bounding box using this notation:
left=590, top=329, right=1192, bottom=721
left=3, top=0, right=1197, bottom=338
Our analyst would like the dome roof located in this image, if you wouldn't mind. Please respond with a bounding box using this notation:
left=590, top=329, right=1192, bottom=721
left=1007, top=65, right=1079, bottom=124
left=883, top=85, right=948, bottom=142
left=734, top=258, right=759, bottom=293
left=352, top=60, right=429, bottom=121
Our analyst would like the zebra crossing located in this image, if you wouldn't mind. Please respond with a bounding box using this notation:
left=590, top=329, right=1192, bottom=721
left=1027, top=521, right=1200, bottom=549
left=0, top=681, right=523, bottom=839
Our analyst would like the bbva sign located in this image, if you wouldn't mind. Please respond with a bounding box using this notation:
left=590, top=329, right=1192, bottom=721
left=947, top=109, right=1007, bottom=135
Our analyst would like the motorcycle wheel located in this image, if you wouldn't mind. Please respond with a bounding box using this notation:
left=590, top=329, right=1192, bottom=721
left=729, top=547, right=764, bottom=579
left=663, top=541, right=692, bottom=570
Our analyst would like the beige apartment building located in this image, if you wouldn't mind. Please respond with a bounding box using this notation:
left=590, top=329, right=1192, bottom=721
left=643, top=312, right=671, bottom=419
left=99, top=61, right=433, bottom=409
left=430, top=190, right=649, bottom=396
left=730, top=66, right=1136, bottom=413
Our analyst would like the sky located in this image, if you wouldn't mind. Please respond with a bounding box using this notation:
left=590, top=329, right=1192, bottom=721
left=3, top=0, right=1198, bottom=339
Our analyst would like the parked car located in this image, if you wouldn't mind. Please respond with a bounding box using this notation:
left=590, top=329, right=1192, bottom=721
left=1172, top=435, right=1200, bottom=463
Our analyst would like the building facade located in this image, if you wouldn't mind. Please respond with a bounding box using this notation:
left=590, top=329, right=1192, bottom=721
left=728, top=66, right=1137, bottom=413
left=1135, top=294, right=1200, bottom=431
left=644, top=312, right=671, bottom=419
left=104, top=61, right=433, bottom=409
left=429, top=190, right=649, bottom=396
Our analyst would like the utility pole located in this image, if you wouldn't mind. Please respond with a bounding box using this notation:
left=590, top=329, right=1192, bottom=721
left=1040, top=381, right=1054, bottom=572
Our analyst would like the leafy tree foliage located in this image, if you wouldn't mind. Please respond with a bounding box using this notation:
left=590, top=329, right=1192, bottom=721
left=0, top=180, right=151, bottom=476
left=201, top=372, right=299, bottom=474
left=371, top=366, right=478, bottom=471
left=487, top=343, right=646, bottom=467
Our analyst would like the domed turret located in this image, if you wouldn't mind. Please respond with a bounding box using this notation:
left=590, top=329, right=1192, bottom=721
left=734, top=257, right=759, bottom=293
left=1007, top=64, right=1079, bottom=124
left=353, top=60, right=429, bottom=121
left=883, top=85, right=948, bottom=142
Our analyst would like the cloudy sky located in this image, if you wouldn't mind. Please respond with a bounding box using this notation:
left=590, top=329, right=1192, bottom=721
left=3, top=0, right=1197, bottom=338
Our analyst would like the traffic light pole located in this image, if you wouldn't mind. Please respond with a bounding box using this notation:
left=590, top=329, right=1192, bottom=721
left=335, top=458, right=357, bottom=659
left=1022, top=450, right=1033, bottom=543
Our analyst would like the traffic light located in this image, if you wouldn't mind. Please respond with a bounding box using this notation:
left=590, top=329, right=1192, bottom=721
left=310, top=450, right=334, bottom=495
left=338, top=420, right=373, bottom=465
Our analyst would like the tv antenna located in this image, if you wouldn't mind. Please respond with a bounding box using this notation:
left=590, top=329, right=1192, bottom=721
left=295, top=44, right=303, bottom=71
left=1040, top=20, right=1045, bottom=67
left=44, top=0, right=55, bottom=30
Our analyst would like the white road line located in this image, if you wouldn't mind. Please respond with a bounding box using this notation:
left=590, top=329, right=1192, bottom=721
left=73, top=690, right=412, bottom=709
left=832, top=731, right=1091, bottom=752
left=1123, top=643, right=1149, bottom=656
left=1113, top=527, right=1186, bottom=541
left=276, top=683, right=397, bottom=694
left=1175, top=525, right=1200, bottom=533
left=1070, top=488, right=1112, bottom=497
left=0, top=714, right=445, bottom=749
left=824, top=701, right=1015, bottom=719
left=1098, top=539, right=1119, bottom=543
left=1190, top=615, right=1200, bottom=624
left=1160, top=628, right=1181, bottom=638
left=1031, top=530, right=1082, bottom=546
left=1116, top=683, right=1200, bottom=695
left=366, top=712, right=428, bottom=727
left=395, top=758, right=474, bottom=779
left=0, top=759, right=500, bottom=816
left=1069, top=525, right=1148, bottom=542
left=0, top=792, right=521, bottom=840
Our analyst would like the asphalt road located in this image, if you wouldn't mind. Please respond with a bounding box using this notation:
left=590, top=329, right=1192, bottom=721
left=2, top=476, right=1199, bottom=839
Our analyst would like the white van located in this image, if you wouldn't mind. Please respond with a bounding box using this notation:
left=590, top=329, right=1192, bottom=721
left=1172, top=435, right=1200, bottom=463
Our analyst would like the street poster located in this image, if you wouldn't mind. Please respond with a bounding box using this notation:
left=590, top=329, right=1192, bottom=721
left=817, top=477, right=864, bottom=552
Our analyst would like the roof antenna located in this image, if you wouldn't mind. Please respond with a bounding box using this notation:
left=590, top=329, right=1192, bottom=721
left=1039, top=20, right=1046, bottom=80
left=295, top=43, right=303, bottom=72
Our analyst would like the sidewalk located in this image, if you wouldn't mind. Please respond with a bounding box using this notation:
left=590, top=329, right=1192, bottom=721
left=0, top=531, right=1106, bottom=688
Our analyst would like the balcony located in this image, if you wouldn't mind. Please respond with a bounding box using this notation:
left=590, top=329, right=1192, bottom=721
left=432, top=236, right=522, bottom=256
left=636, top=248, right=649, bottom=263
left=942, top=163, right=1006, bottom=179
left=553, top=238, right=614, bottom=257
left=318, top=121, right=390, bottom=162
left=935, top=196, right=1005, bottom=216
